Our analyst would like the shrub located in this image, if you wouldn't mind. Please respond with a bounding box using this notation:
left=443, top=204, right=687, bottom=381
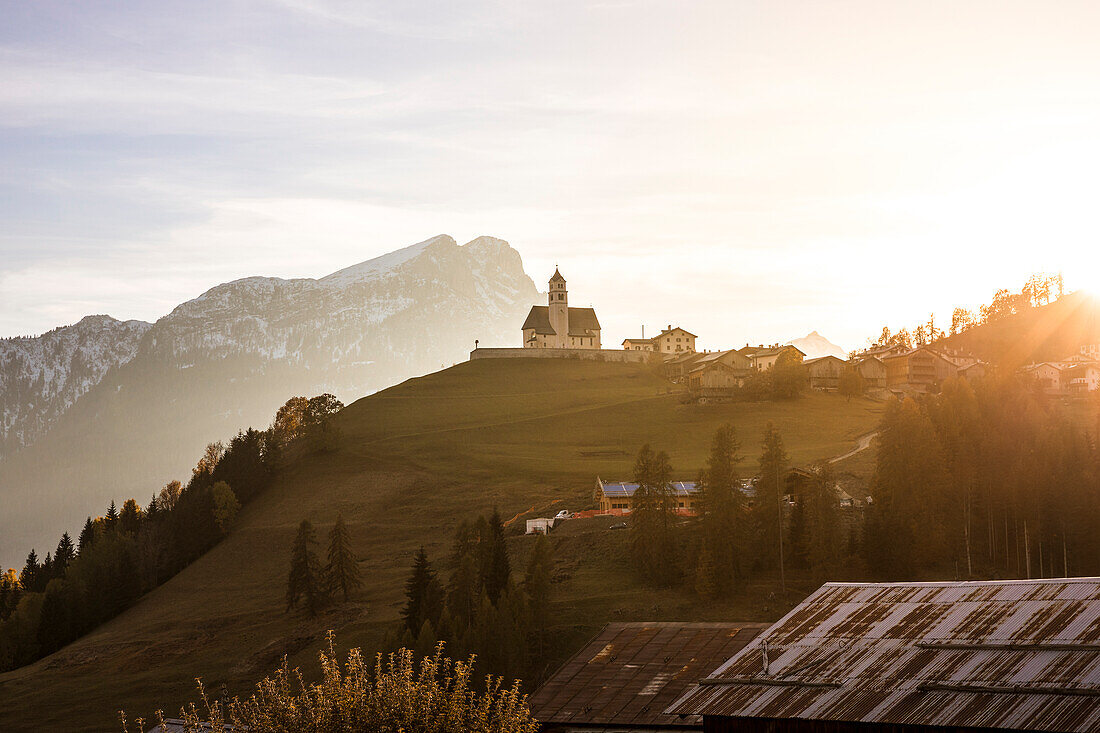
left=122, top=634, right=538, bottom=733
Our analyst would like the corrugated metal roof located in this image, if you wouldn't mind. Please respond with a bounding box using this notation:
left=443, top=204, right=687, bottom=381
left=666, top=578, right=1100, bottom=732
left=530, top=622, right=767, bottom=729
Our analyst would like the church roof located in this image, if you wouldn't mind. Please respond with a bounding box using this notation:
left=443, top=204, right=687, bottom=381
left=549, top=268, right=566, bottom=283
left=522, top=305, right=601, bottom=336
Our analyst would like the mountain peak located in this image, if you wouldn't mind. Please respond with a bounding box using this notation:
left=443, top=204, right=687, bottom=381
left=319, top=234, right=457, bottom=287
left=787, top=331, right=848, bottom=360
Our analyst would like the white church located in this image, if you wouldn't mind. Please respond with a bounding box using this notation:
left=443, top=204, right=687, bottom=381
left=521, top=269, right=602, bottom=349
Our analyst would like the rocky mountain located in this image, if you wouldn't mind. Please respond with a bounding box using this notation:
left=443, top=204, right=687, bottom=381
left=787, top=331, right=848, bottom=360
left=0, top=234, right=539, bottom=567
left=0, top=316, right=152, bottom=458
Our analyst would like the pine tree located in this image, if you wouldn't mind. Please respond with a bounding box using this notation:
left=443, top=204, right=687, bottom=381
left=401, top=547, right=443, bottom=635
left=754, top=423, right=789, bottom=570
left=324, top=513, right=361, bottom=601
left=78, top=517, right=96, bottom=554
left=482, top=509, right=511, bottom=604
left=286, top=519, right=325, bottom=616
left=20, top=549, right=40, bottom=593
left=629, top=444, right=678, bottom=585
left=800, top=463, right=842, bottom=582
left=694, top=424, right=745, bottom=596
left=146, top=493, right=160, bottom=520
left=694, top=540, right=719, bottom=599
left=105, top=500, right=119, bottom=531
left=53, top=533, right=76, bottom=576
left=524, top=533, right=553, bottom=657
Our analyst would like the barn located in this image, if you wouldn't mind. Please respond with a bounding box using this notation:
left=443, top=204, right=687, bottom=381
left=530, top=621, right=768, bottom=731
left=666, top=578, right=1100, bottom=732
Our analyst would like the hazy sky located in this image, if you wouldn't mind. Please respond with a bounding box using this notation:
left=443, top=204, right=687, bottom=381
left=3, top=1, right=1100, bottom=350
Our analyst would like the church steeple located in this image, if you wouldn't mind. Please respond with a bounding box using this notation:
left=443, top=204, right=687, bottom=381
left=548, top=269, right=569, bottom=346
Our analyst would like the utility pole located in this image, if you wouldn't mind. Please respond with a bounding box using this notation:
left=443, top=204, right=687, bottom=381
left=777, top=462, right=786, bottom=597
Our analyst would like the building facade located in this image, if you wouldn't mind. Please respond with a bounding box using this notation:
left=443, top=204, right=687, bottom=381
left=521, top=269, right=602, bottom=349
left=804, top=355, right=846, bottom=391
left=738, top=344, right=805, bottom=371
left=623, top=326, right=698, bottom=353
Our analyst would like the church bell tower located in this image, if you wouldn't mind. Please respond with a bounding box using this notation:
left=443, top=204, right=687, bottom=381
left=548, top=269, right=569, bottom=348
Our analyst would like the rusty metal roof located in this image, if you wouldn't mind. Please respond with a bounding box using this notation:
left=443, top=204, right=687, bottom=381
left=530, top=622, right=767, bottom=729
left=666, top=579, right=1100, bottom=732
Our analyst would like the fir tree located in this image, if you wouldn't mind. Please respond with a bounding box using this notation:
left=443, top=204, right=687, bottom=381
left=754, top=423, right=789, bottom=571
left=482, top=508, right=511, bottom=604
left=105, top=500, right=119, bottom=531
left=629, top=444, right=678, bottom=585
left=77, top=517, right=96, bottom=554
left=53, top=533, right=76, bottom=576
left=524, top=533, right=553, bottom=657
left=20, top=549, right=40, bottom=593
left=324, top=513, right=361, bottom=601
left=286, top=519, right=325, bottom=616
left=694, top=424, right=746, bottom=596
left=401, top=547, right=443, bottom=635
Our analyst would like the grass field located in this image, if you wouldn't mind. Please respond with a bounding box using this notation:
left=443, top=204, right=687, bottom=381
left=0, top=358, right=883, bottom=731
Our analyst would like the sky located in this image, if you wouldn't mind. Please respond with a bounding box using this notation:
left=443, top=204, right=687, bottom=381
left=3, top=1, right=1100, bottom=351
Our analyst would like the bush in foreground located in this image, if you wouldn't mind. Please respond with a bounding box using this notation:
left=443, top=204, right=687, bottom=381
left=121, top=634, right=538, bottom=733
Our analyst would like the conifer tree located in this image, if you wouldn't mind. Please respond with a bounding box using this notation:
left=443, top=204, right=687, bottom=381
left=53, top=533, right=75, bottom=576
left=524, top=533, right=553, bottom=657
left=694, top=424, right=745, bottom=596
left=77, top=517, right=95, bottom=554
left=105, top=500, right=119, bottom=531
left=799, top=463, right=842, bottom=582
left=629, top=444, right=678, bottom=585
left=324, top=513, right=361, bottom=601
left=286, top=519, right=325, bottom=616
left=145, top=493, right=160, bottom=520
left=754, top=423, right=789, bottom=570
left=20, top=550, right=39, bottom=593
left=401, top=547, right=443, bottom=635
left=694, top=540, right=719, bottom=599
left=481, top=508, right=511, bottom=604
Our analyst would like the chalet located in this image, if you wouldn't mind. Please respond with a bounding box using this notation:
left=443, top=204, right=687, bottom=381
left=664, top=351, right=706, bottom=382
left=1066, top=362, right=1100, bottom=394
left=803, top=355, right=846, bottom=391
left=530, top=622, right=768, bottom=732
left=737, top=344, right=805, bottom=371
left=853, top=355, right=886, bottom=389
left=882, top=347, right=957, bottom=393
left=597, top=478, right=700, bottom=514
left=668, top=577, right=1100, bottom=733
left=687, top=350, right=754, bottom=394
left=522, top=269, right=602, bottom=349
left=624, top=326, right=698, bottom=354
left=1020, top=362, right=1066, bottom=393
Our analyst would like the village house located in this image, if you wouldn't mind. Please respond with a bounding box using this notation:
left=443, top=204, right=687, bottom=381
left=529, top=622, right=768, bottom=732
left=1081, top=342, right=1100, bottom=360
left=623, top=326, right=698, bottom=354
left=737, top=344, right=805, bottom=371
left=1065, top=362, right=1100, bottom=394
left=687, top=349, right=754, bottom=395
left=667, top=577, right=1100, bottom=733
left=521, top=269, right=602, bottom=349
left=1021, top=362, right=1067, bottom=393
left=664, top=350, right=706, bottom=382
left=597, top=478, right=700, bottom=514
left=853, top=355, right=887, bottom=389
left=803, top=354, right=846, bottom=391
left=882, top=346, right=958, bottom=393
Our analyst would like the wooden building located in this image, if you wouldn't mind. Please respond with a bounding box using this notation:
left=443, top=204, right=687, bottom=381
left=664, top=351, right=706, bottom=382
left=882, top=347, right=957, bottom=393
left=667, top=578, right=1100, bottom=733
left=687, top=350, right=754, bottom=395
left=854, top=355, right=886, bottom=389
left=597, top=478, right=700, bottom=514
left=803, top=355, right=846, bottom=391
left=737, top=344, right=805, bottom=371
left=530, top=622, right=768, bottom=732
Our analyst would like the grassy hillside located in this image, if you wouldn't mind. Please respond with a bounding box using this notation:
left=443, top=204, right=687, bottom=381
left=940, top=290, right=1100, bottom=368
left=0, top=358, right=882, bottom=731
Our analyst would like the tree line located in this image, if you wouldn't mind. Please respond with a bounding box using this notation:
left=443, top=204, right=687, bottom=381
left=0, top=393, right=343, bottom=672
left=864, top=376, right=1100, bottom=579
left=628, top=422, right=854, bottom=597
left=386, top=510, right=554, bottom=688
left=860, top=273, right=1066, bottom=353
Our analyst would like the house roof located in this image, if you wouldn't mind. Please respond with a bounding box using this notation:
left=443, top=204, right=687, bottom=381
left=803, top=355, right=847, bottom=367
left=600, top=480, right=698, bottom=498
left=657, top=326, right=698, bottom=339
left=529, top=622, right=767, bottom=729
left=667, top=578, right=1100, bottom=732
left=521, top=305, right=601, bottom=336
left=740, top=344, right=806, bottom=358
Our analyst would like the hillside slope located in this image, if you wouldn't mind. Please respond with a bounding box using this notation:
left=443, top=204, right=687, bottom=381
left=0, top=235, right=539, bottom=567
left=940, top=290, right=1100, bottom=368
left=0, top=358, right=882, bottom=731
